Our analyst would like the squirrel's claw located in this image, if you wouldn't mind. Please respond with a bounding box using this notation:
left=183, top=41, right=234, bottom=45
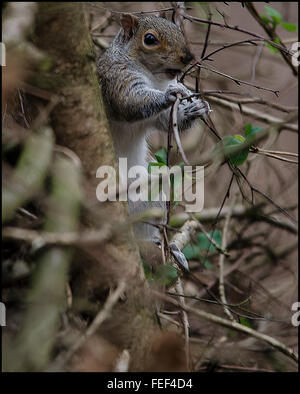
left=169, top=242, right=190, bottom=272
left=153, top=240, right=190, bottom=271
left=183, top=99, right=210, bottom=119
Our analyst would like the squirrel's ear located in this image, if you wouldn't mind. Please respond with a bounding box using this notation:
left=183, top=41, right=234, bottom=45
left=158, top=10, right=167, bottom=19
left=121, top=13, right=139, bottom=39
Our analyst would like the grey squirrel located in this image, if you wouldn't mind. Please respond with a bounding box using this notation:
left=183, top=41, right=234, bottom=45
left=97, top=13, right=209, bottom=264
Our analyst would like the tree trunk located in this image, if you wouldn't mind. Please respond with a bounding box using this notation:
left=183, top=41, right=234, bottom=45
left=33, top=2, right=156, bottom=371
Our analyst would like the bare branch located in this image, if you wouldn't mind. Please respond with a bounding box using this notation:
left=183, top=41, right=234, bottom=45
left=196, top=64, right=279, bottom=95
left=183, top=13, right=293, bottom=56
left=153, top=291, right=299, bottom=364
left=201, top=95, right=298, bottom=132
left=218, top=195, right=237, bottom=321
left=171, top=94, right=190, bottom=165
left=245, top=2, right=298, bottom=76
left=49, top=280, right=126, bottom=370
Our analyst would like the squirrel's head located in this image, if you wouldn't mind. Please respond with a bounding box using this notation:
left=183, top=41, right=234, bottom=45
left=120, top=14, right=194, bottom=79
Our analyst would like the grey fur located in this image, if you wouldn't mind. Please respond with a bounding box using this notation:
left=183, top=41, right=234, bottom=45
left=97, top=15, right=209, bottom=243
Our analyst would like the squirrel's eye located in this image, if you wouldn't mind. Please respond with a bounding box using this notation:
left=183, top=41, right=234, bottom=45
left=144, top=33, right=158, bottom=46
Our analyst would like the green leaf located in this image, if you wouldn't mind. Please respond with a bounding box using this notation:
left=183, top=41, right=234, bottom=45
left=197, top=230, right=222, bottom=252
left=215, top=135, right=249, bottom=166
left=202, top=258, right=212, bottom=270
left=155, top=148, right=167, bottom=164
left=234, top=134, right=246, bottom=143
left=239, top=317, right=252, bottom=328
left=153, top=264, right=178, bottom=286
left=172, top=171, right=183, bottom=201
left=265, top=42, right=280, bottom=53
left=183, top=230, right=222, bottom=261
left=265, top=37, right=281, bottom=53
left=182, top=243, right=201, bottom=260
left=260, top=14, right=272, bottom=24
left=280, top=21, right=298, bottom=32
left=264, top=5, right=282, bottom=23
left=245, top=124, right=263, bottom=141
left=148, top=161, right=165, bottom=173
left=142, top=259, right=152, bottom=279
left=229, top=135, right=249, bottom=166
left=172, top=201, right=180, bottom=210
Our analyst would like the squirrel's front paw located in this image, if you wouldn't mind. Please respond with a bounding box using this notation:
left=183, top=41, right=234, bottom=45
left=183, top=99, right=211, bottom=119
left=169, top=242, right=190, bottom=271
left=165, top=84, right=188, bottom=104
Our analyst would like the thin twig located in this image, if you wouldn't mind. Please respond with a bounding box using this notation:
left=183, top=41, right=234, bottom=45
left=251, top=42, right=264, bottom=83
left=201, top=38, right=263, bottom=61
left=218, top=195, right=237, bottom=321
left=183, top=13, right=293, bottom=56
left=171, top=94, right=190, bottom=165
left=190, top=37, right=297, bottom=46
left=203, top=173, right=234, bottom=264
left=168, top=292, right=290, bottom=323
left=235, top=166, right=297, bottom=224
left=213, top=364, right=277, bottom=372
left=245, top=2, right=298, bottom=76
left=253, top=148, right=298, bottom=157
left=197, top=12, right=212, bottom=91
left=250, top=150, right=298, bottom=164
left=175, top=279, right=191, bottom=371
left=50, top=281, right=126, bottom=370
left=200, top=13, right=212, bottom=59
left=153, top=291, right=298, bottom=364
left=190, top=213, right=230, bottom=257
left=167, top=292, right=252, bottom=308
left=168, top=219, right=239, bottom=320
left=158, top=312, right=181, bottom=327
left=196, top=64, right=279, bottom=95
left=2, top=226, right=112, bottom=246
left=198, top=94, right=298, bottom=132
left=200, top=92, right=297, bottom=114
left=17, top=89, right=30, bottom=128
left=88, top=4, right=184, bottom=15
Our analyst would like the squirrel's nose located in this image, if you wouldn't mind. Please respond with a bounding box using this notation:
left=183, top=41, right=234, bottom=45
left=180, top=51, right=194, bottom=65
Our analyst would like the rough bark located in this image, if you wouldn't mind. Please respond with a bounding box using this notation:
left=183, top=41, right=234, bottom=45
left=33, top=2, right=156, bottom=371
